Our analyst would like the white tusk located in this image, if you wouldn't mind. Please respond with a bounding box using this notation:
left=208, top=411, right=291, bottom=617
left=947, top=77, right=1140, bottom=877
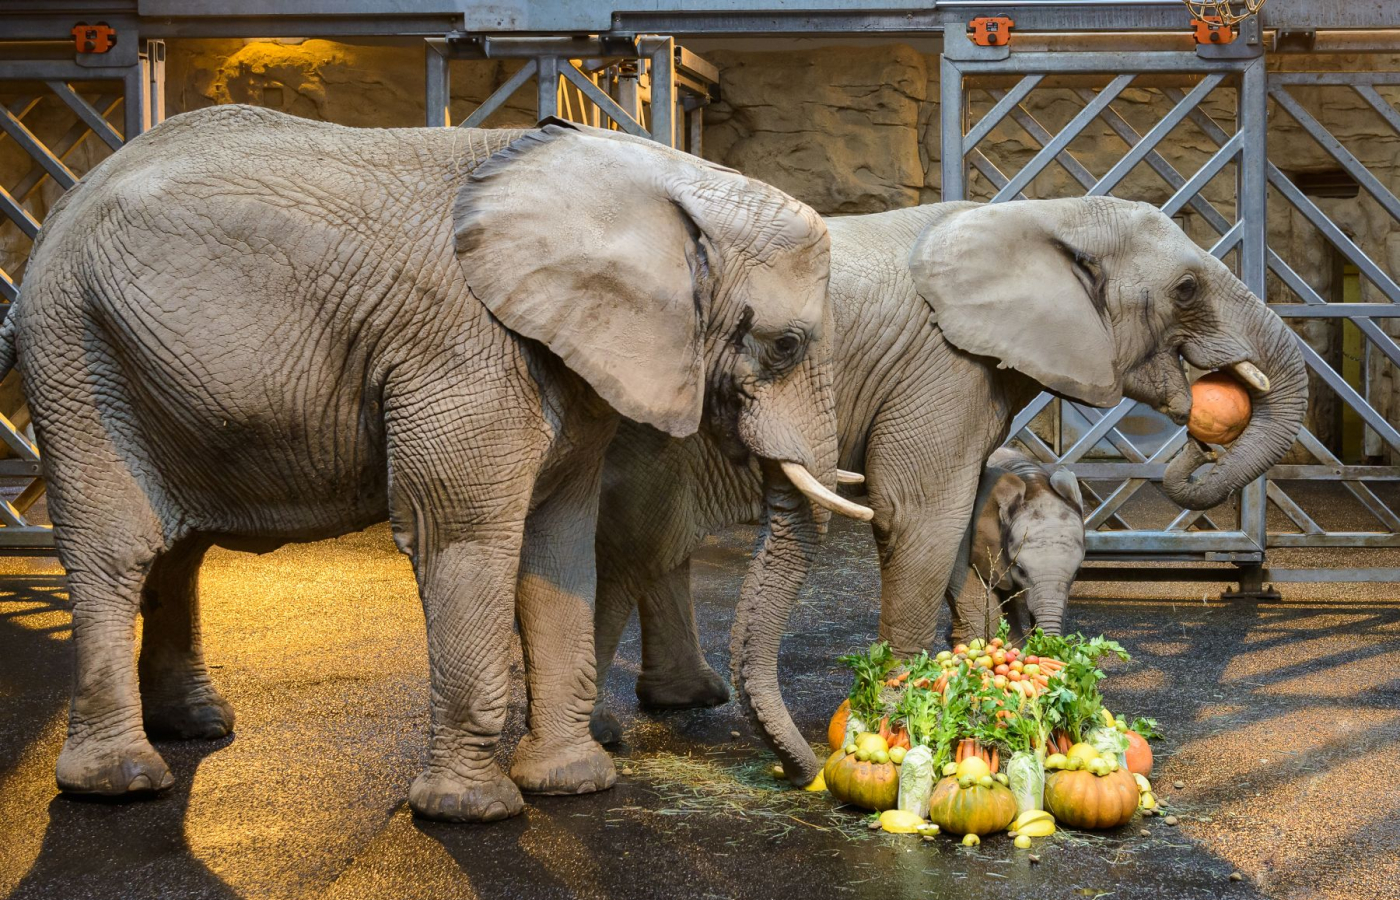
left=780, top=462, right=875, bottom=522
left=836, top=469, right=865, bottom=485
left=1231, top=361, right=1271, bottom=393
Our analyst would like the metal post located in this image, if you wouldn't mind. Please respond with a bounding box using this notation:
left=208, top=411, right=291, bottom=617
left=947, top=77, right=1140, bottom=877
left=536, top=55, right=559, bottom=120
left=687, top=103, right=704, bottom=156
left=144, top=40, right=165, bottom=130
left=1236, top=53, right=1270, bottom=578
left=122, top=62, right=147, bottom=140
left=425, top=39, right=450, bottom=126
left=940, top=57, right=964, bottom=201
left=648, top=37, right=674, bottom=147
left=615, top=59, right=640, bottom=124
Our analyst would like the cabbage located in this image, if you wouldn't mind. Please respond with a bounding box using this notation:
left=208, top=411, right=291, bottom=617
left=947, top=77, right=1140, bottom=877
left=897, top=745, right=935, bottom=818
left=843, top=716, right=868, bottom=748
left=1007, top=750, right=1044, bottom=816
left=1086, top=725, right=1129, bottom=767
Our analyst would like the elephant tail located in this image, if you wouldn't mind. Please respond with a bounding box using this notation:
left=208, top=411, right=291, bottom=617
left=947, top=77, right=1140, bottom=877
left=0, top=310, right=15, bottom=379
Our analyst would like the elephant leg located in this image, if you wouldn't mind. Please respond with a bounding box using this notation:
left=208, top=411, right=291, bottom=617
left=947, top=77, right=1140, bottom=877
left=865, top=408, right=984, bottom=656
left=589, top=565, right=635, bottom=745
left=510, top=457, right=616, bottom=796
left=50, top=474, right=175, bottom=795
left=138, top=535, right=235, bottom=739
left=635, top=557, right=728, bottom=710
left=405, top=533, right=525, bottom=822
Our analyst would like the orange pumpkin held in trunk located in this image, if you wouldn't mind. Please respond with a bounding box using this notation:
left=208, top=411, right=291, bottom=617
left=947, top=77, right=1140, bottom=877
left=1188, top=371, right=1251, bottom=444
left=1125, top=730, right=1153, bottom=777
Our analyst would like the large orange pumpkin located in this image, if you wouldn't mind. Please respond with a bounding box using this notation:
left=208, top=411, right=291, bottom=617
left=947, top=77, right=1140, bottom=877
left=1124, top=730, right=1153, bottom=777
left=828, top=700, right=852, bottom=751
left=1188, top=371, right=1252, bottom=444
left=927, top=776, right=1017, bottom=836
left=824, top=750, right=900, bottom=811
left=1044, top=768, right=1139, bottom=830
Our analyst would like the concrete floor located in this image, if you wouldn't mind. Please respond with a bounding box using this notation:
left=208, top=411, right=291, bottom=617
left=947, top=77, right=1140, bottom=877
left=0, top=514, right=1396, bottom=900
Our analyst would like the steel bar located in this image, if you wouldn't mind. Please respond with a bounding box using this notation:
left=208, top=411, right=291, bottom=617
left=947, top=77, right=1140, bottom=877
left=44, top=81, right=123, bottom=151
left=536, top=55, right=559, bottom=120
left=1057, top=398, right=1137, bottom=464
left=1269, top=85, right=1400, bottom=224
left=993, top=73, right=1135, bottom=202
left=962, top=74, right=1043, bottom=153
left=1267, top=303, right=1400, bottom=317
left=1088, top=73, right=1225, bottom=197
left=0, top=104, right=77, bottom=189
left=1287, top=428, right=1400, bottom=532
left=1087, top=531, right=1258, bottom=552
left=1295, top=339, right=1400, bottom=455
left=10, top=93, right=121, bottom=201
left=941, top=57, right=964, bottom=202
left=1160, top=131, right=1242, bottom=217
left=1355, top=84, right=1400, bottom=139
left=0, top=269, right=17, bottom=303
left=0, top=184, right=40, bottom=239
left=1210, top=220, right=1244, bottom=258
left=1267, top=250, right=1400, bottom=370
left=1265, top=481, right=1325, bottom=534
left=967, top=150, right=1028, bottom=201
left=646, top=36, right=675, bottom=147
left=459, top=60, right=536, bottom=129
left=1270, top=73, right=1400, bottom=86
left=995, top=99, right=1098, bottom=191
left=1268, top=164, right=1400, bottom=303
left=425, top=40, right=450, bottom=126
left=560, top=62, right=650, bottom=138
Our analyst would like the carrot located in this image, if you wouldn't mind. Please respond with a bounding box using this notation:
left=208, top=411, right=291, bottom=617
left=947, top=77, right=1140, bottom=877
left=990, top=748, right=999, bottom=772
left=885, top=671, right=910, bottom=687
left=933, top=674, right=948, bottom=693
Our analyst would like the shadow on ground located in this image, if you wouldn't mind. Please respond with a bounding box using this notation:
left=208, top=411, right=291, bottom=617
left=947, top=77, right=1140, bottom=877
left=0, top=516, right=1394, bottom=899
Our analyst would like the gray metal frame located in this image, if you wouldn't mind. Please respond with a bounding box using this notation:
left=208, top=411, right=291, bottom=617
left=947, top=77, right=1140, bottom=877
left=423, top=35, right=717, bottom=152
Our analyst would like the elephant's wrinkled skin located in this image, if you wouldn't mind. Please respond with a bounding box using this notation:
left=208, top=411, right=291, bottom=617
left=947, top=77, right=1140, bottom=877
left=947, top=447, right=1086, bottom=644
left=593, top=199, right=1307, bottom=785
left=3, top=106, right=864, bottom=822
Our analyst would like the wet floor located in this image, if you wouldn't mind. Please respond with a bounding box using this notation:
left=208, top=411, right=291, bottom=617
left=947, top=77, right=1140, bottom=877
left=0, top=513, right=1396, bottom=900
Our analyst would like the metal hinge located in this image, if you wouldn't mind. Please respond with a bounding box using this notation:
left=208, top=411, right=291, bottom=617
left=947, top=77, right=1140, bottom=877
left=71, top=22, right=117, bottom=54
left=969, top=16, right=1014, bottom=48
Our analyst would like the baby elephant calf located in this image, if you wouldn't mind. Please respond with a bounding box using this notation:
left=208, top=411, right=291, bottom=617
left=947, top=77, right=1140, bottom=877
left=946, top=447, right=1086, bottom=643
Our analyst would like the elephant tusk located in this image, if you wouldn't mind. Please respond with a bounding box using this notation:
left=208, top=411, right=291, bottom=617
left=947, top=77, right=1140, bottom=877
left=836, top=469, right=865, bottom=485
left=1231, top=361, right=1271, bottom=393
left=780, top=462, right=875, bottom=522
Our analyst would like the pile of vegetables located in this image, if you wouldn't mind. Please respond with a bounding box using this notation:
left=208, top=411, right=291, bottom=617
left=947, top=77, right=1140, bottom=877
left=821, top=621, right=1162, bottom=847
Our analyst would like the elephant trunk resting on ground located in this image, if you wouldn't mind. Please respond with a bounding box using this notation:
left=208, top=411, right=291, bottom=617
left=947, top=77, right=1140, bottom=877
left=593, top=197, right=1307, bottom=786
left=4, top=105, right=873, bottom=820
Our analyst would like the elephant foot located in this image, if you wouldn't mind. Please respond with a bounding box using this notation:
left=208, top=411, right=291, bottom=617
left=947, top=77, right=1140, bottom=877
left=510, top=734, right=616, bottom=795
left=56, top=735, right=174, bottom=796
left=590, top=704, right=625, bottom=746
left=636, top=664, right=730, bottom=710
left=409, top=768, right=524, bottom=823
left=143, top=687, right=235, bottom=740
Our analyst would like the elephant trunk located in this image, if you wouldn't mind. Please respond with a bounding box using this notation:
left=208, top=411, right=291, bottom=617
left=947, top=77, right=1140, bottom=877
left=1163, top=289, right=1308, bottom=510
left=1025, top=579, right=1071, bottom=636
left=730, top=459, right=823, bottom=786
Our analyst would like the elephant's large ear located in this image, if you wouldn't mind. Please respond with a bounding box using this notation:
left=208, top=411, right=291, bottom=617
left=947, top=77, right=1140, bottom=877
left=908, top=202, right=1121, bottom=407
left=453, top=123, right=712, bottom=438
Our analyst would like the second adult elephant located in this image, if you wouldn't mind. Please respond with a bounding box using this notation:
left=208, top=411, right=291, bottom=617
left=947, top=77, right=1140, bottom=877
left=593, top=197, right=1307, bottom=787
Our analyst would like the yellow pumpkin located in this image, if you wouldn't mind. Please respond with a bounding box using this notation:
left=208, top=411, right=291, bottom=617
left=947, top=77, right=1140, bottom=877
left=927, top=776, right=1017, bottom=836
left=1044, top=767, right=1139, bottom=830
left=823, top=749, right=899, bottom=811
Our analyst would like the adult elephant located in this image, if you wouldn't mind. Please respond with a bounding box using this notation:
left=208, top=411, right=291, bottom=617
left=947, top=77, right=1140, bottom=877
left=3, top=105, right=870, bottom=822
left=593, top=198, right=1307, bottom=787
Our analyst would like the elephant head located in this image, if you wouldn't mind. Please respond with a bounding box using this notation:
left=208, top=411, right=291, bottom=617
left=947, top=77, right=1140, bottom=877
left=910, top=197, right=1306, bottom=512
left=453, top=122, right=871, bottom=785
left=963, top=448, right=1086, bottom=641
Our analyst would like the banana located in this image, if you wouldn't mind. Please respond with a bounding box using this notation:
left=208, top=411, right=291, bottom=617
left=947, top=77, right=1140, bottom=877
left=1133, top=773, right=1153, bottom=794
left=1013, top=809, right=1054, bottom=831
left=1139, top=791, right=1157, bottom=810
left=1017, top=818, right=1057, bottom=838
left=803, top=771, right=827, bottom=792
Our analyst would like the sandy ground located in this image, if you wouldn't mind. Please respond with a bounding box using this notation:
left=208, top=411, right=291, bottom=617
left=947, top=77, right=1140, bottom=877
left=0, top=513, right=1395, bottom=900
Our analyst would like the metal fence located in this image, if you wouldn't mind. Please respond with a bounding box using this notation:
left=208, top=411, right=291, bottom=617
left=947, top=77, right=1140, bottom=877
left=2, top=3, right=1400, bottom=590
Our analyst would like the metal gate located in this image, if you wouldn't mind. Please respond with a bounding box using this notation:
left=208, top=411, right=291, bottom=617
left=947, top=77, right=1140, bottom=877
left=940, top=28, right=1400, bottom=587
left=0, top=40, right=164, bottom=551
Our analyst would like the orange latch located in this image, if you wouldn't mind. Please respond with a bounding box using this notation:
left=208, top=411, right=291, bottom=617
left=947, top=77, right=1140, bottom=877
left=1191, top=16, right=1236, bottom=44
left=969, top=16, right=1014, bottom=47
left=71, top=22, right=117, bottom=54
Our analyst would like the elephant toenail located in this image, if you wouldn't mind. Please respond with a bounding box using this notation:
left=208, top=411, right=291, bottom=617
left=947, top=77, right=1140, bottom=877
left=486, top=801, right=506, bottom=818
left=128, top=774, right=152, bottom=791
left=578, top=781, right=595, bottom=793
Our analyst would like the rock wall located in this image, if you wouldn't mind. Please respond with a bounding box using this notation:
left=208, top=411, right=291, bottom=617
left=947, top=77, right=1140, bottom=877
left=4, top=39, right=1400, bottom=469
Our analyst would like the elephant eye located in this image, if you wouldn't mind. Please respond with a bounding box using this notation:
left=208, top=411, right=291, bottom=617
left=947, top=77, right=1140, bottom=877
left=1172, top=275, right=1199, bottom=305
left=774, top=334, right=801, bottom=358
